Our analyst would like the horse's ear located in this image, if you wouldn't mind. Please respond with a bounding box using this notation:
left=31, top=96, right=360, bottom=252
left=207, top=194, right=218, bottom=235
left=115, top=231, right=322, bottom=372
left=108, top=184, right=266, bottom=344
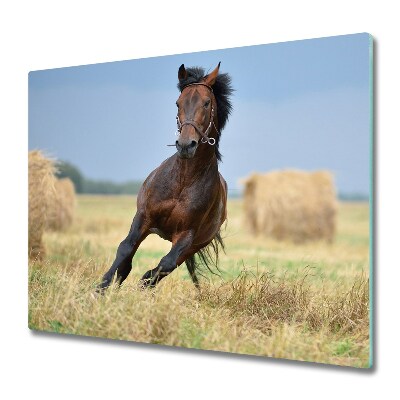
left=178, top=64, right=187, bottom=82
left=204, top=62, right=221, bottom=86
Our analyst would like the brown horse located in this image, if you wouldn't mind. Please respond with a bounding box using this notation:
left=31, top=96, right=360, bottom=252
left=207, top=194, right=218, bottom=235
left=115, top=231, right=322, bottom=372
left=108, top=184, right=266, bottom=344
left=98, top=62, right=233, bottom=289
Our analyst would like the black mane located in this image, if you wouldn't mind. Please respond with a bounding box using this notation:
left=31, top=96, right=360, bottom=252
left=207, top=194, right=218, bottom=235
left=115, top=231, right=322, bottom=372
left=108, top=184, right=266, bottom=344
left=177, top=66, right=233, bottom=161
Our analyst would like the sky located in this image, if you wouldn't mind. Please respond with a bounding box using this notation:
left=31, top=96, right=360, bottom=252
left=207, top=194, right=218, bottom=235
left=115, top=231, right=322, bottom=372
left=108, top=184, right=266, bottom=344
left=28, top=33, right=372, bottom=197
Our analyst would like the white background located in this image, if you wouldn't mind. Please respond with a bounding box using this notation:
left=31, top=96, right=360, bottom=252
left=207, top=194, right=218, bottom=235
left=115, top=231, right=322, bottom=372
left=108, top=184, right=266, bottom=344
left=1, top=1, right=398, bottom=399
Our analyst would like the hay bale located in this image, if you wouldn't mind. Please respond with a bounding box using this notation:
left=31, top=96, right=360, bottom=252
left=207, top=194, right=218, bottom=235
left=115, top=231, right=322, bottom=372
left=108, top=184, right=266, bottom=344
left=28, top=150, right=56, bottom=259
left=46, top=177, right=76, bottom=231
left=242, top=170, right=337, bottom=243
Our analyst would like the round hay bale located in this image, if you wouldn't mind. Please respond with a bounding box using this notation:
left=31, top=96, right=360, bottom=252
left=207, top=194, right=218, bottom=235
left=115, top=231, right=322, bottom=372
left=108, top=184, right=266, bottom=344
left=28, top=150, right=56, bottom=259
left=242, top=169, right=338, bottom=243
left=46, top=177, right=76, bottom=231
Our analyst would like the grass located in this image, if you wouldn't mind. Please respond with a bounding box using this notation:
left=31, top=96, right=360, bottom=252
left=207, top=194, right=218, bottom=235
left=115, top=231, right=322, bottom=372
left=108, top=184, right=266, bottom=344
left=29, top=196, right=370, bottom=368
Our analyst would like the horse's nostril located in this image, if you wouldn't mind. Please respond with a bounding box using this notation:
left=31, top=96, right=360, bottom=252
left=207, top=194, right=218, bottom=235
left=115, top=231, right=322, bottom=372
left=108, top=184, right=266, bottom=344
left=176, top=140, right=196, bottom=154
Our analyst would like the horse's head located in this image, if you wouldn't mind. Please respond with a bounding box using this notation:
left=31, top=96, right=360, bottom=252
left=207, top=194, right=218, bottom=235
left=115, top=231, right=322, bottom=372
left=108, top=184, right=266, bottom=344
left=175, top=63, right=220, bottom=159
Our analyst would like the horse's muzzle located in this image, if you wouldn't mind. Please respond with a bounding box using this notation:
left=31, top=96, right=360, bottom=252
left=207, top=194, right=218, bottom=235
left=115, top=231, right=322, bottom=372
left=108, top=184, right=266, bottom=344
left=176, top=139, right=198, bottom=159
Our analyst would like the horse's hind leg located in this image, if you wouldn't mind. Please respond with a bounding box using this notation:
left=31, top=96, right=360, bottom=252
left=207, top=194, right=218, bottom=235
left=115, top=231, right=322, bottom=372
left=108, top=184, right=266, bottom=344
left=98, top=212, right=148, bottom=291
left=185, top=256, right=200, bottom=288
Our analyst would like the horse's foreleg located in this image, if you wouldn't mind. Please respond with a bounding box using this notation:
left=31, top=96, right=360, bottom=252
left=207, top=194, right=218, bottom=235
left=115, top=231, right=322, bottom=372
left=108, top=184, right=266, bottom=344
left=140, top=231, right=194, bottom=288
left=98, top=212, right=147, bottom=291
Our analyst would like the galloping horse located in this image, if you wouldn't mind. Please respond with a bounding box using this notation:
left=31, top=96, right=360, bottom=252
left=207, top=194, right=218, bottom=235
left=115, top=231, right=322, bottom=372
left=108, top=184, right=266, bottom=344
left=99, top=63, right=233, bottom=289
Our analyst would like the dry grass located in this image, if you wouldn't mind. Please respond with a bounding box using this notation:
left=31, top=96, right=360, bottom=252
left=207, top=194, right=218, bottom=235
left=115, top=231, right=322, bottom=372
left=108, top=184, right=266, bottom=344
left=28, top=196, right=370, bottom=368
left=28, top=150, right=56, bottom=259
left=242, top=170, right=337, bottom=243
left=28, top=263, right=369, bottom=366
left=200, top=268, right=369, bottom=335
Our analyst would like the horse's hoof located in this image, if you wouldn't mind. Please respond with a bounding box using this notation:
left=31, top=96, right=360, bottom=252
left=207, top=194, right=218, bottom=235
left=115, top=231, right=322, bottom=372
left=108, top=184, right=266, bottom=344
left=138, top=279, right=153, bottom=290
left=95, top=283, right=108, bottom=295
left=139, top=270, right=157, bottom=288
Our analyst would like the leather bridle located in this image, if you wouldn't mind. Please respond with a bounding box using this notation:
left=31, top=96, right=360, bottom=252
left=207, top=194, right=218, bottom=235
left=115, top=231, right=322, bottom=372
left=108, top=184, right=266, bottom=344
left=175, top=83, right=218, bottom=145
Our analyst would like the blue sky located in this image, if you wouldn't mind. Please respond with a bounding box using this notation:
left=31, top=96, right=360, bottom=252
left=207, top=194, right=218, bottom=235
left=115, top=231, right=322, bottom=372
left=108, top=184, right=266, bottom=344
left=29, top=33, right=371, bottom=196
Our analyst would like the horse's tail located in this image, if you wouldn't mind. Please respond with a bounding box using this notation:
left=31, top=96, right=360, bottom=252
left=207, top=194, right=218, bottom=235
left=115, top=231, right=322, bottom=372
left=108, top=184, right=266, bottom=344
left=185, top=231, right=225, bottom=285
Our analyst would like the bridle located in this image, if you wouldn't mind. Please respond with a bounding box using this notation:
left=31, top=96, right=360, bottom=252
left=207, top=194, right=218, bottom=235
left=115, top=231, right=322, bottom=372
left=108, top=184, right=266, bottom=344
left=175, top=83, right=219, bottom=146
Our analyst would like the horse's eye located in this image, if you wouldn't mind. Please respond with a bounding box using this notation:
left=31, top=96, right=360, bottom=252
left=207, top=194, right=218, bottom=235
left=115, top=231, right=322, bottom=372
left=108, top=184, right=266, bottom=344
left=204, top=100, right=210, bottom=108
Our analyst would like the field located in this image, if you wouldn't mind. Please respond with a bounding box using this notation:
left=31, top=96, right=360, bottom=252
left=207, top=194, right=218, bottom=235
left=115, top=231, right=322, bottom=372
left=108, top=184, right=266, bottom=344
left=28, top=196, right=370, bottom=368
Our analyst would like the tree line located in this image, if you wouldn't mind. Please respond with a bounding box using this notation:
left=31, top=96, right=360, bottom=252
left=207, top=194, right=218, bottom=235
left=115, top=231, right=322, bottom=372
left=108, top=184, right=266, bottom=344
left=56, top=161, right=142, bottom=195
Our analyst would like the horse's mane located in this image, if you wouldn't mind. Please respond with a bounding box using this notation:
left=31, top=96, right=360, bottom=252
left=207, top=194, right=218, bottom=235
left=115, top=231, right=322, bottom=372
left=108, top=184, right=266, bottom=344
left=177, top=66, right=233, bottom=161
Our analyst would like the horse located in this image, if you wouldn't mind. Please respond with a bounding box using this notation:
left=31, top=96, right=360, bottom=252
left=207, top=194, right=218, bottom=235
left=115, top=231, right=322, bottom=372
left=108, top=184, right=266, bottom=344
left=98, top=62, right=233, bottom=290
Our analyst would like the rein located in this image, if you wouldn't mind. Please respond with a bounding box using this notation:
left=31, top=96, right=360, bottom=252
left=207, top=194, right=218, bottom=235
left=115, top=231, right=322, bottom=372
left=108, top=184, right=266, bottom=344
left=175, top=83, right=219, bottom=146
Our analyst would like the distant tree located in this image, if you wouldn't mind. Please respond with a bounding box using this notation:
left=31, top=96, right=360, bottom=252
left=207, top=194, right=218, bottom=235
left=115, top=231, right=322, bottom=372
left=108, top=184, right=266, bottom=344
left=55, top=161, right=84, bottom=193
left=53, top=160, right=142, bottom=195
left=82, top=179, right=121, bottom=194
left=120, top=181, right=142, bottom=194
left=82, top=179, right=142, bottom=195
